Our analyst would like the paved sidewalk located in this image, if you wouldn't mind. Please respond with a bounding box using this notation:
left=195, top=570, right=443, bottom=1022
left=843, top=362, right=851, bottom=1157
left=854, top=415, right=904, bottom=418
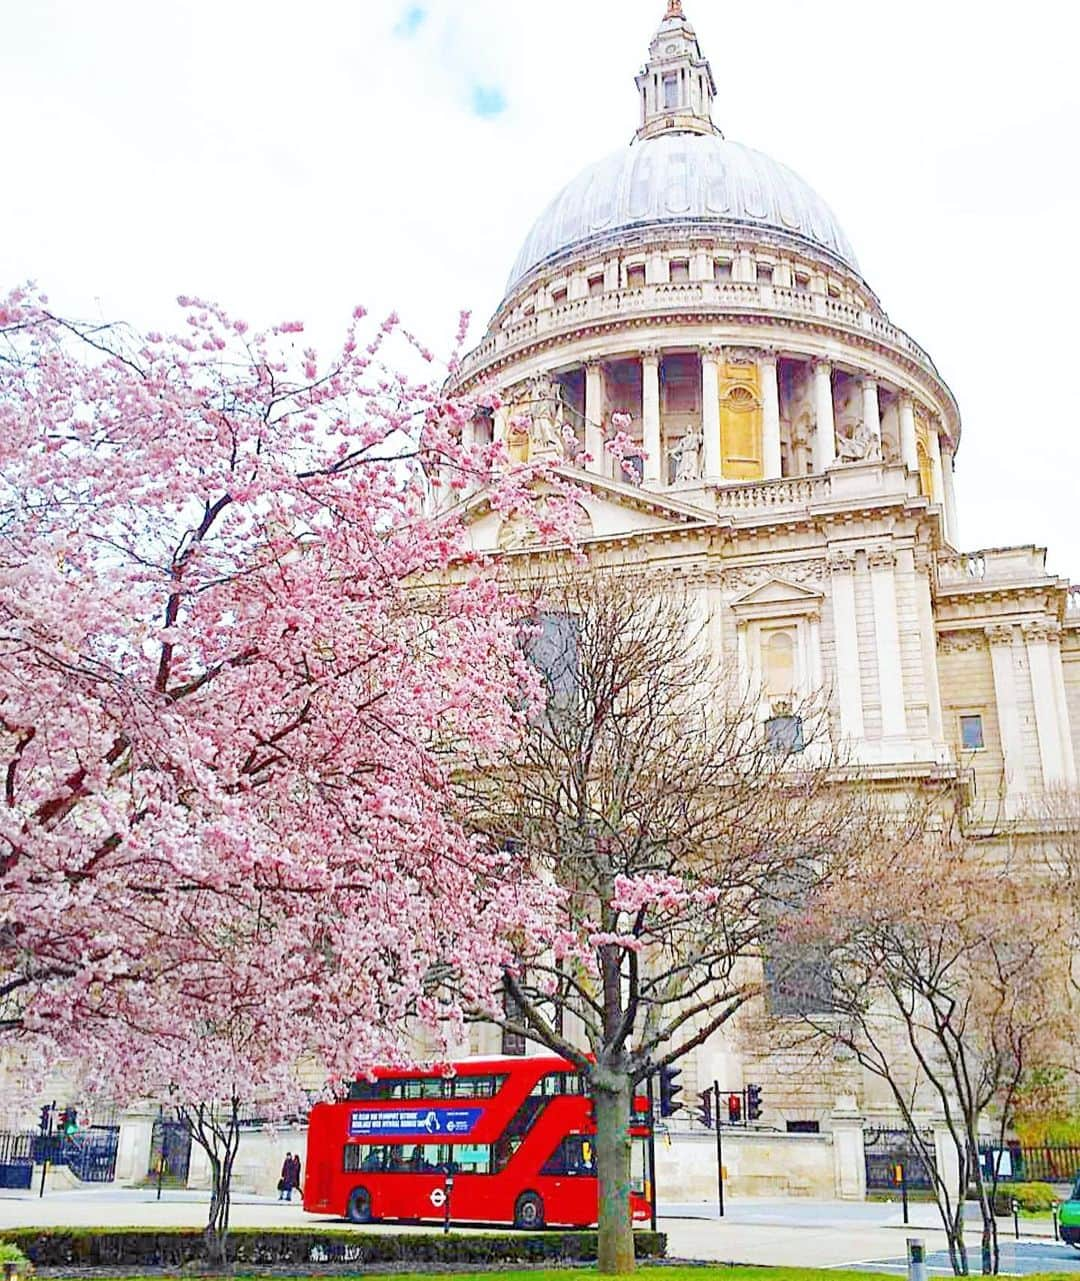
left=0, top=1189, right=1069, bottom=1271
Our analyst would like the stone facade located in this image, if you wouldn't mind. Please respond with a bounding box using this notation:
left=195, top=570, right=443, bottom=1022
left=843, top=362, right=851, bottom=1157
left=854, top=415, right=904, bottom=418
left=442, top=2, right=1079, bottom=1134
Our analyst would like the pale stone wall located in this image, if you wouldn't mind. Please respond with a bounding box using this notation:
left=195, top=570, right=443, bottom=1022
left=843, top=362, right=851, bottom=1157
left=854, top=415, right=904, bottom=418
left=1061, top=630, right=1080, bottom=767
left=937, top=635, right=1006, bottom=820
left=656, top=1129, right=836, bottom=1199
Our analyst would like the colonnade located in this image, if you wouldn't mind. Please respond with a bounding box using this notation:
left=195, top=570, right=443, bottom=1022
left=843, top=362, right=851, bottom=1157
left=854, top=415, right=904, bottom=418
left=572, top=346, right=957, bottom=524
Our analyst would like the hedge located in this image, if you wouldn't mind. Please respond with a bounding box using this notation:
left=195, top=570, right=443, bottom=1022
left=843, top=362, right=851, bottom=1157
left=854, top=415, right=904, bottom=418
left=1, top=1226, right=667, bottom=1269
left=990, top=1181, right=1059, bottom=1215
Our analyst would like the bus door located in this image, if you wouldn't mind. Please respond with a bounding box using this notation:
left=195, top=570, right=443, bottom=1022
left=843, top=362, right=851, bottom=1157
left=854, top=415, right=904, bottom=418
left=539, top=1133, right=598, bottom=1223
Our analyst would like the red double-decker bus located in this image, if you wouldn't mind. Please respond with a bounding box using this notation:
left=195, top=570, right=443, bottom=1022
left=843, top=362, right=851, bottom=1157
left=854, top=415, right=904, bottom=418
left=303, top=1055, right=652, bottom=1229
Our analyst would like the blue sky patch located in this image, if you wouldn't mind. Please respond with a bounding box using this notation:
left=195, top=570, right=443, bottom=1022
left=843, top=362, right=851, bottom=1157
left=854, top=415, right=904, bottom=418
left=394, top=5, right=426, bottom=38
left=471, top=84, right=507, bottom=118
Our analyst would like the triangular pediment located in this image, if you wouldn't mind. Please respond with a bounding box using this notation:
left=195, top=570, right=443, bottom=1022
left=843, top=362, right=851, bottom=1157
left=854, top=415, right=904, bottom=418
left=730, top=577, right=824, bottom=615
left=454, top=466, right=717, bottom=553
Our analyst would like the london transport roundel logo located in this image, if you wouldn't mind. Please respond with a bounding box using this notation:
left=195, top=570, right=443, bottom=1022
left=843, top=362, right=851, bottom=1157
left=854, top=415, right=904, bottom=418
left=429, top=1188, right=446, bottom=1207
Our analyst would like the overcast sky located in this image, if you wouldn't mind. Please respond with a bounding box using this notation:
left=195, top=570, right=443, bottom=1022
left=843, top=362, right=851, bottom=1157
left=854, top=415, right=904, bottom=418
left=2, top=1, right=1077, bottom=576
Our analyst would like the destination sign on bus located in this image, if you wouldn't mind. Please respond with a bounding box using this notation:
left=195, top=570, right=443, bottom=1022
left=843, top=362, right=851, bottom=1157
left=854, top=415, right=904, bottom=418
left=348, top=1107, right=483, bottom=1138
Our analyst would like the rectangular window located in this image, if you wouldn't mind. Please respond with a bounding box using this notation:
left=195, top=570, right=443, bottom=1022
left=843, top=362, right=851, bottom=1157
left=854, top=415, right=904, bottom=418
left=670, top=258, right=690, bottom=283
left=542, top=1134, right=597, bottom=1177
left=959, top=713, right=985, bottom=751
left=347, top=1074, right=506, bottom=1101
left=714, top=259, right=732, bottom=281
left=525, top=612, right=580, bottom=711
left=756, top=263, right=774, bottom=284
left=551, top=287, right=567, bottom=306
left=662, top=73, right=679, bottom=110
left=344, top=1143, right=493, bottom=1175
left=765, top=714, right=804, bottom=754
left=588, top=273, right=604, bottom=297
left=762, top=865, right=832, bottom=1016
left=530, top=1071, right=588, bottom=1098
left=626, top=264, right=646, bottom=289
left=787, top=1120, right=820, bottom=1134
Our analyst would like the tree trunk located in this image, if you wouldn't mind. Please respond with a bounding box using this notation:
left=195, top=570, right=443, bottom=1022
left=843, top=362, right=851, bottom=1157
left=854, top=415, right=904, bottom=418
left=204, top=1150, right=227, bottom=1268
left=593, top=1068, right=634, bottom=1275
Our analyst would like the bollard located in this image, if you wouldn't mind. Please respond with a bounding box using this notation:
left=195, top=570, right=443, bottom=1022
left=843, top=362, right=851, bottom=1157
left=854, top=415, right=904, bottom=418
left=907, top=1237, right=927, bottom=1281
left=1053, top=1203, right=1060, bottom=1242
left=1012, top=1198, right=1020, bottom=1241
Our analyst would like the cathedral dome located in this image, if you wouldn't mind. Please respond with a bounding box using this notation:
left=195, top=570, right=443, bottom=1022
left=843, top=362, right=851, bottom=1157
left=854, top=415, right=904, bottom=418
left=506, top=132, right=859, bottom=294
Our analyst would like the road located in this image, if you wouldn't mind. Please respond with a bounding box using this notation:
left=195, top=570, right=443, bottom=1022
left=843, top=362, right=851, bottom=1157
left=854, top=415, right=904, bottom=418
left=0, top=1188, right=1075, bottom=1273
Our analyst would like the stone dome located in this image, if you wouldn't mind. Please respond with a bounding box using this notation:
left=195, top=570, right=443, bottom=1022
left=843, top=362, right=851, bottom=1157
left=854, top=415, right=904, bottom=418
left=506, top=133, right=859, bottom=293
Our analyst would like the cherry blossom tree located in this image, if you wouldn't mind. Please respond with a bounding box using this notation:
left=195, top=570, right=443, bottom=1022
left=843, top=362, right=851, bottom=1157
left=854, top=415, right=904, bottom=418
left=0, top=285, right=559, bottom=1151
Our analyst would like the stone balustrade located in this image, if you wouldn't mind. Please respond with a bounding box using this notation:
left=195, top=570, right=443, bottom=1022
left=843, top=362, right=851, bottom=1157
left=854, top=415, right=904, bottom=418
left=457, top=279, right=942, bottom=385
left=937, top=546, right=1050, bottom=588
left=713, top=474, right=830, bottom=517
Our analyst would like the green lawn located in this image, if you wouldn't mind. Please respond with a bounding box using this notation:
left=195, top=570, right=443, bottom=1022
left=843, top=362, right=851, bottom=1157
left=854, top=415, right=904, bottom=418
left=81, top=1271, right=1080, bottom=1281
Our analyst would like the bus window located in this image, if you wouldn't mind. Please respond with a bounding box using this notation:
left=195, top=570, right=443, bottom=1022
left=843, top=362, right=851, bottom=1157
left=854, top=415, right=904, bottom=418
left=541, top=1135, right=597, bottom=1177
left=530, top=1072, right=588, bottom=1098
left=492, top=1135, right=523, bottom=1172
left=344, top=1145, right=391, bottom=1173
left=445, top=1074, right=506, bottom=1099
left=402, top=1079, right=445, bottom=1100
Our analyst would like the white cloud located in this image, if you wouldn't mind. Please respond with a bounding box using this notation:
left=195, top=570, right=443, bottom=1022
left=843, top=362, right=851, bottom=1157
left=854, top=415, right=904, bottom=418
left=2, top=0, right=1076, bottom=573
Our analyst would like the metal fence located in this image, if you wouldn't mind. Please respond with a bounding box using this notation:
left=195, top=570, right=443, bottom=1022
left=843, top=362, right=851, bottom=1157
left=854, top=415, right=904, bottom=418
left=29, top=1127, right=119, bottom=1182
left=0, top=1132, right=33, bottom=1190
left=864, top=1126, right=938, bottom=1190
left=1001, top=1143, right=1080, bottom=1185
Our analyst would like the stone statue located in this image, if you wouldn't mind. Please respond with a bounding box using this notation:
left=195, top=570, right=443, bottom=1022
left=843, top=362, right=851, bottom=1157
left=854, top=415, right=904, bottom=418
left=670, top=426, right=703, bottom=482
left=526, top=376, right=566, bottom=459
left=836, top=419, right=881, bottom=463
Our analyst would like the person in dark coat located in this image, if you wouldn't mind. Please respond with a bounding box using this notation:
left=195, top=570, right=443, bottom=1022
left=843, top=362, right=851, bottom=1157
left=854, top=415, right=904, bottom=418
left=279, top=1152, right=293, bottom=1201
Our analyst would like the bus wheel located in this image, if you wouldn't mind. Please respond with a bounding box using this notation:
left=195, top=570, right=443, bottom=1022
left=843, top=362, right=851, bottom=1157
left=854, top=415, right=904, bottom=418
left=346, top=1187, right=372, bottom=1223
left=514, top=1191, right=545, bottom=1229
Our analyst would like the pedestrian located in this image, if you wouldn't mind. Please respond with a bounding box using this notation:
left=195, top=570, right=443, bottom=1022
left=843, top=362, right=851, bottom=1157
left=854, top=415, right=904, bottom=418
left=278, top=1152, right=292, bottom=1201
left=288, top=1151, right=302, bottom=1199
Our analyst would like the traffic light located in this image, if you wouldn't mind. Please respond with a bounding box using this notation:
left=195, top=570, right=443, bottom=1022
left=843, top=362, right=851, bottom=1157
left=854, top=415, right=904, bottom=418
left=746, top=1083, right=763, bottom=1122
left=695, top=1089, right=713, bottom=1129
left=727, top=1092, right=742, bottom=1124
left=59, top=1107, right=78, bottom=1136
left=658, top=1065, right=683, bottom=1118
left=38, top=1105, right=51, bottom=1135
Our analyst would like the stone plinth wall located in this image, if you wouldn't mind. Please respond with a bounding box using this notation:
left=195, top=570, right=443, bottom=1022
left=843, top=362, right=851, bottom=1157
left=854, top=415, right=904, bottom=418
left=655, top=1129, right=836, bottom=1200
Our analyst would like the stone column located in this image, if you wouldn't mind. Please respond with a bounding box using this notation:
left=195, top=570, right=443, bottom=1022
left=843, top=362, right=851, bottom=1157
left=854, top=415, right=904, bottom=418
left=584, top=361, right=606, bottom=476
left=1050, top=625, right=1079, bottom=784
left=760, top=350, right=783, bottom=480
left=1024, top=621, right=1076, bottom=787
left=831, top=1097, right=867, bottom=1201
left=941, top=444, right=960, bottom=547
left=829, top=549, right=865, bottom=743
left=914, top=545, right=947, bottom=751
left=987, top=625, right=1028, bottom=812
left=898, top=392, right=919, bottom=475
left=813, top=359, right=836, bottom=472
left=869, top=547, right=907, bottom=738
left=642, top=349, right=662, bottom=484
left=701, top=344, right=722, bottom=481
left=933, top=1121, right=962, bottom=1206
left=861, top=375, right=882, bottom=453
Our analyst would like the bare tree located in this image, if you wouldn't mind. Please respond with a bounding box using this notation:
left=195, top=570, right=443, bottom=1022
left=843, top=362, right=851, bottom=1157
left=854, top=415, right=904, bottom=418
left=450, top=567, right=876, bottom=1273
left=782, top=822, right=1069, bottom=1276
